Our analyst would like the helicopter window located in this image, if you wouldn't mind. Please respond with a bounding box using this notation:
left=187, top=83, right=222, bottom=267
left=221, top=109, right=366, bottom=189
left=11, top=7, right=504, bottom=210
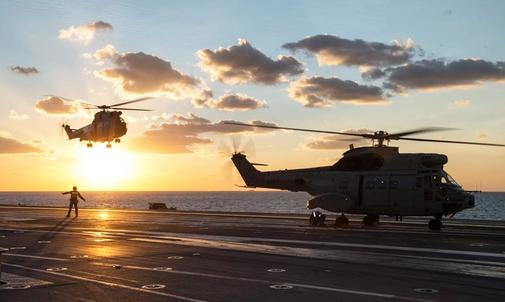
left=365, top=180, right=375, bottom=190
left=424, top=176, right=433, bottom=188
left=390, top=180, right=399, bottom=189
left=442, top=172, right=461, bottom=187
left=416, top=177, right=423, bottom=188
left=331, top=153, right=384, bottom=171
left=376, top=178, right=386, bottom=189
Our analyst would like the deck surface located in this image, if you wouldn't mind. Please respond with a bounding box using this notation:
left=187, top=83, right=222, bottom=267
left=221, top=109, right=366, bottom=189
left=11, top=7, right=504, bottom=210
left=1, top=206, right=505, bottom=302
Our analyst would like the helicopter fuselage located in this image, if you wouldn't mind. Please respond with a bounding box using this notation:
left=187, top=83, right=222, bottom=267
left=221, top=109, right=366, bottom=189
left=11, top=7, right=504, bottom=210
left=63, top=110, right=127, bottom=145
left=231, top=146, right=475, bottom=219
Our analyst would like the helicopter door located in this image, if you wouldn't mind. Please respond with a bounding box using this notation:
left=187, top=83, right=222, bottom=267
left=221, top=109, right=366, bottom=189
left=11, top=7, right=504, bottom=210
left=389, top=175, right=416, bottom=214
left=362, top=175, right=390, bottom=209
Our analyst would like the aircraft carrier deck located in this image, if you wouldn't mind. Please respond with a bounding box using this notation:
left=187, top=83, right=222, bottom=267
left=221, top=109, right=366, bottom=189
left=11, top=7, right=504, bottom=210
left=1, top=205, right=505, bottom=302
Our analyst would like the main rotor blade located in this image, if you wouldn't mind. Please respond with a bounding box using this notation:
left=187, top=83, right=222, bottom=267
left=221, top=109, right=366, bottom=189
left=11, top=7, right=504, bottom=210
left=388, top=127, right=458, bottom=139
left=109, top=107, right=153, bottom=111
left=398, top=137, right=505, bottom=147
left=109, top=97, right=152, bottom=107
left=224, top=122, right=371, bottom=138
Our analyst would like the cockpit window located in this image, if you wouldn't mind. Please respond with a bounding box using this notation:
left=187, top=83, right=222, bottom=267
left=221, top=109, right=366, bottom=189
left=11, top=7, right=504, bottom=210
left=442, top=172, right=461, bottom=187
left=421, top=172, right=460, bottom=188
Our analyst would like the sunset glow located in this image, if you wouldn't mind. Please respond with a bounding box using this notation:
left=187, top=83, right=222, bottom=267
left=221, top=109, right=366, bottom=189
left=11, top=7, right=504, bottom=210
left=76, top=145, right=135, bottom=189
left=1, top=1, right=505, bottom=191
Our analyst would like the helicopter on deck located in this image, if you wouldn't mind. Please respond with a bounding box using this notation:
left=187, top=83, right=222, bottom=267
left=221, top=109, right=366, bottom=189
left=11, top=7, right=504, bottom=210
left=224, top=122, right=505, bottom=230
left=51, top=95, right=153, bottom=148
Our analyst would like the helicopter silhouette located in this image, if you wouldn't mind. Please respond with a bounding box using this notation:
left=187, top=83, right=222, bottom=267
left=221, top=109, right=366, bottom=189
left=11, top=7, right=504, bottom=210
left=49, top=95, right=152, bottom=148
left=224, top=122, right=505, bottom=230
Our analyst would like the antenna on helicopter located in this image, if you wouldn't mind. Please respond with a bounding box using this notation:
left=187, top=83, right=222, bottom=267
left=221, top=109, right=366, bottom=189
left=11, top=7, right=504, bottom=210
left=223, top=122, right=505, bottom=148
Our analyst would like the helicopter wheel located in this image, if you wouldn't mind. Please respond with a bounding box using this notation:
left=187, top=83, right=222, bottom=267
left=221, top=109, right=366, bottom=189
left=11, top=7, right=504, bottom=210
left=335, top=215, right=349, bottom=227
left=106, top=143, right=112, bottom=148
left=114, top=138, right=120, bottom=143
left=428, top=219, right=442, bottom=230
left=86, top=143, right=93, bottom=148
left=362, top=214, right=379, bottom=226
left=309, top=211, right=326, bottom=227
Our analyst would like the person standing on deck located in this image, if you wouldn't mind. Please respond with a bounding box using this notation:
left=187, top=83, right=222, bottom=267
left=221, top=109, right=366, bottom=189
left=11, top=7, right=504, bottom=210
left=62, top=186, right=86, bottom=217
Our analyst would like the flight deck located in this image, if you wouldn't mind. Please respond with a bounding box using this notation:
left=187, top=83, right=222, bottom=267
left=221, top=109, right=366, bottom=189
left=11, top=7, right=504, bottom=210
left=1, top=205, right=505, bottom=302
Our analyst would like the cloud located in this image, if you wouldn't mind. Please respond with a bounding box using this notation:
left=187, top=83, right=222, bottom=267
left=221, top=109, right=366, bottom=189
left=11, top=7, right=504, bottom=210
left=35, top=96, right=83, bottom=115
left=361, top=67, right=386, bottom=81
left=96, top=49, right=202, bottom=98
left=129, top=113, right=277, bottom=154
left=283, top=35, right=417, bottom=67
left=0, top=134, right=43, bottom=154
left=94, top=44, right=117, bottom=59
left=288, top=76, right=388, bottom=107
left=198, top=39, right=304, bottom=85
left=58, top=21, right=112, bottom=44
left=383, top=59, right=505, bottom=92
left=9, top=110, right=29, bottom=120
left=10, top=65, right=39, bottom=75
left=450, top=99, right=472, bottom=109
left=305, top=129, right=372, bottom=150
left=192, top=91, right=267, bottom=111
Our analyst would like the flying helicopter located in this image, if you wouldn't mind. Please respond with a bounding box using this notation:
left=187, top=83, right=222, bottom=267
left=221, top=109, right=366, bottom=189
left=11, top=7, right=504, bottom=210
left=50, top=95, right=153, bottom=148
left=224, top=122, right=505, bottom=230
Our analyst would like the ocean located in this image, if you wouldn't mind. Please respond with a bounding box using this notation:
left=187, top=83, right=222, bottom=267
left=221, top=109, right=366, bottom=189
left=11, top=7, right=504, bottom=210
left=0, top=191, right=504, bottom=221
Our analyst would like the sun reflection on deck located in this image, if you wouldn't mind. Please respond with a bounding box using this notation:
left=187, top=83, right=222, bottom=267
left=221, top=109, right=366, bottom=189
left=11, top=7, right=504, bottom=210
left=98, top=211, right=110, bottom=220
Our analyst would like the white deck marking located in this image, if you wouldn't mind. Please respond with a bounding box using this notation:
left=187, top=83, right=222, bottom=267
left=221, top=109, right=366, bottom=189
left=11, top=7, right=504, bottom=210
left=243, top=237, right=505, bottom=259
left=4, top=226, right=505, bottom=259
left=3, top=253, right=70, bottom=262
left=3, top=263, right=207, bottom=302
left=93, top=263, right=435, bottom=302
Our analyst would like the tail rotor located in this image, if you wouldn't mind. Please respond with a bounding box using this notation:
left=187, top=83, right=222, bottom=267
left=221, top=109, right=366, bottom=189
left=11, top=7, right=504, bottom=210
left=58, top=118, right=70, bottom=138
left=218, top=135, right=256, bottom=184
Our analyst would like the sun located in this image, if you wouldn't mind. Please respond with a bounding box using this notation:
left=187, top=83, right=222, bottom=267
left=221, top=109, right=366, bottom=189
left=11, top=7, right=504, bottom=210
left=76, top=144, right=135, bottom=189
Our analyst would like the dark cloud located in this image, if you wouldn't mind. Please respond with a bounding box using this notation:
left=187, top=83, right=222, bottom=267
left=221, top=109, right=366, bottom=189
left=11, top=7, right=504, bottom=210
left=361, top=67, right=386, bottom=81
left=198, top=39, right=304, bottom=85
left=283, top=35, right=418, bottom=67
left=288, top=76, right=387, bottom=107
left=10, top=66, right=39, bottom=75
left=35, top=96, right=82, bottom=115
left=383, top=59, right=505, bottom=92
left=58, top=21, right=112, bottom=44
left=305, top=129, right=372, bottom=150
left=192, top=91, right=267, bottom=111
left=129, top=113, right=277, bottom=154
left=96, top=50, right=201, bottom=98
left=0, top=135, right=43, bottom=154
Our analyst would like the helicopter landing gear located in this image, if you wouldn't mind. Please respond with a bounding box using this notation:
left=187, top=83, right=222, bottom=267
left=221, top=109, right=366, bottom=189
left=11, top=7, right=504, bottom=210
left=309, top=211, right=326, bottom=227
left=362, top=214, right=379, bottom=226
left=428, top=216, right=443, bottom=230
left=86, top=142, right=93, bottom=148
left=335, top=214, right=349, bottom=227
left=114, top=138, right=120, bottom=143
left=106, top=143, right=112, bottom=148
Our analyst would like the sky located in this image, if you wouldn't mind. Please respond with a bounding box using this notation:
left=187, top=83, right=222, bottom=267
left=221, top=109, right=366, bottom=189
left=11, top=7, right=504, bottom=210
left=1, top=0, right=505, bottom=191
